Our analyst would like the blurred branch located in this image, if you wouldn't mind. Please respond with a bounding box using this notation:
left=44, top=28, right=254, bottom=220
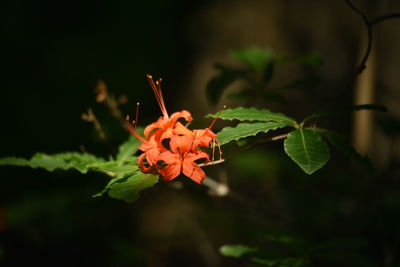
left=203, top=177, right=229, bottom=197
left=370, top=13, right=400, bottom=25
left=81, top=108, right=107, bottom=142
left=95, top=80, right=128, bottom=130
left=344, top=0, right=400, bottom=75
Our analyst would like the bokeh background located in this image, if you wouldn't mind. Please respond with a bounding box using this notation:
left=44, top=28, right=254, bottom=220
left=1, top=0, right=400, bottom=266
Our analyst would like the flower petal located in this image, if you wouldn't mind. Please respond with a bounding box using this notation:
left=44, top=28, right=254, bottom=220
left=157, top=151, right=182, bottom=181
left=182, top=152, right=210, bottom=184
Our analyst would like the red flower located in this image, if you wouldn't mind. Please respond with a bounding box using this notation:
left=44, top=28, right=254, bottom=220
left=157, top=151, right=210, bottom=184
left=128, top=74, right=220, bottom=184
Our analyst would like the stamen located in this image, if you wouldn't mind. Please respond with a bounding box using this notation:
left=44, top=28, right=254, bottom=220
left=135, top=102, right=140, bottom=128
left=208, top=105, right=226, bottom=130
left=146, top=74, right=169, bottom=119
left=126, top=115, right=147, bottom=143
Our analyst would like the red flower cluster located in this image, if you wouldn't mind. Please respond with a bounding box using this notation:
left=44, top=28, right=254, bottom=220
left=127, top=75, right=219, bottom=184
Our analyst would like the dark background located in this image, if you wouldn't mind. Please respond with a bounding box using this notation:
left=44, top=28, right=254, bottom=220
left=1, top=0, right=400, bottom=266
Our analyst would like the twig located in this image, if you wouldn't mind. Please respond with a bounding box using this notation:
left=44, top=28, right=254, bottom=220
left=344, top=0, right=400, bottom=75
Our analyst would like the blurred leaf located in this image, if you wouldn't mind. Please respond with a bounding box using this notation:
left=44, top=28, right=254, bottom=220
left=319, top=130, right=374, bottom=172
left=278, top=52, right=323, bottom=66
left=207, top=64, right=247, bottom=105
left=116, top=135, right=142, bottom=161
left=303, top=104, right=387, bottom=123
left=279, top=76, right=320, bottom=90
left=284, top=129, right=330, bottom=174
left=207, top=107, right=297, bottom=126
left=262, top=91, right=287, bottom=103
left=107, top=173, right=159, bottom=203
left=231, top=47, right=272, bottom=74
left=220, top=244, right=257, bottom=258
left=263, top=61, right=275, bottom=84
left=377, top=116, right=400, bottom=136
left=0, top=152, right=104, bottom=173
left=307, top=238, right=368, bottom=256
left=226, top=89, right=254, bottom=101
left=217, top=122, right=288, bottom=146
left=313, top=251, right=379, bottom=267
left=252, top=257, right=310, bottom=267
left=230, top=150, right=281, bottom=177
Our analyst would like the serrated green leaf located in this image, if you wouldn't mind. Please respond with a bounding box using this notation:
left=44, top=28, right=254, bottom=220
left=93, top=175, right=126, bottom=198
left=88, top=158, right=139, bottom=177
left=116, top=135, right=142, bottom=161
left=0, top=152, right=105, bottom=173
left=231, top=47, right=272, bottom=74
left=207, top=64, right=247, bottom=105
left=217, top=122, right=288, bottom=145
left=108, top=173, right=159, bottom=202
left=220, top=244, right=257, bottom=258
left=207, top=107, right=296, bottom=126
left=284, top=129, right=330, bottom=174
left=319, top=130, right=374, bottom=172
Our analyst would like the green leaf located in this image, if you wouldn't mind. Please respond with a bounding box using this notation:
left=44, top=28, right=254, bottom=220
left=107, top=173, right=159, bottom=203
left=319, top=130, right=374, bottom=172
left=231, top=47, right=272, bottom=74
left=207, top=107, right=297, bottom=126
left=93, top=174, right=127, bottom=198
left=207, top=64, right=247, bottom=105
left=217, top=122, right=288, bottom=146
left=116, top=135, right=142, bottom=161
left=284, top=129, right=330, bottom=174
left=88, top=159, right=139, bottom=177
left=0, top=152, right=105, bottom=173
left=220, top=244, right=257, bottom=258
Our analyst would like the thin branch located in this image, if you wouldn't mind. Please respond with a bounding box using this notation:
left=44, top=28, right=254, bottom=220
left=344, top=0, right=400, bottom=75
left=344, top=0, right=372, bottom=75
left=370, top=13, right=400, bottom=25
left=199, top=133, right=289, bottom=167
